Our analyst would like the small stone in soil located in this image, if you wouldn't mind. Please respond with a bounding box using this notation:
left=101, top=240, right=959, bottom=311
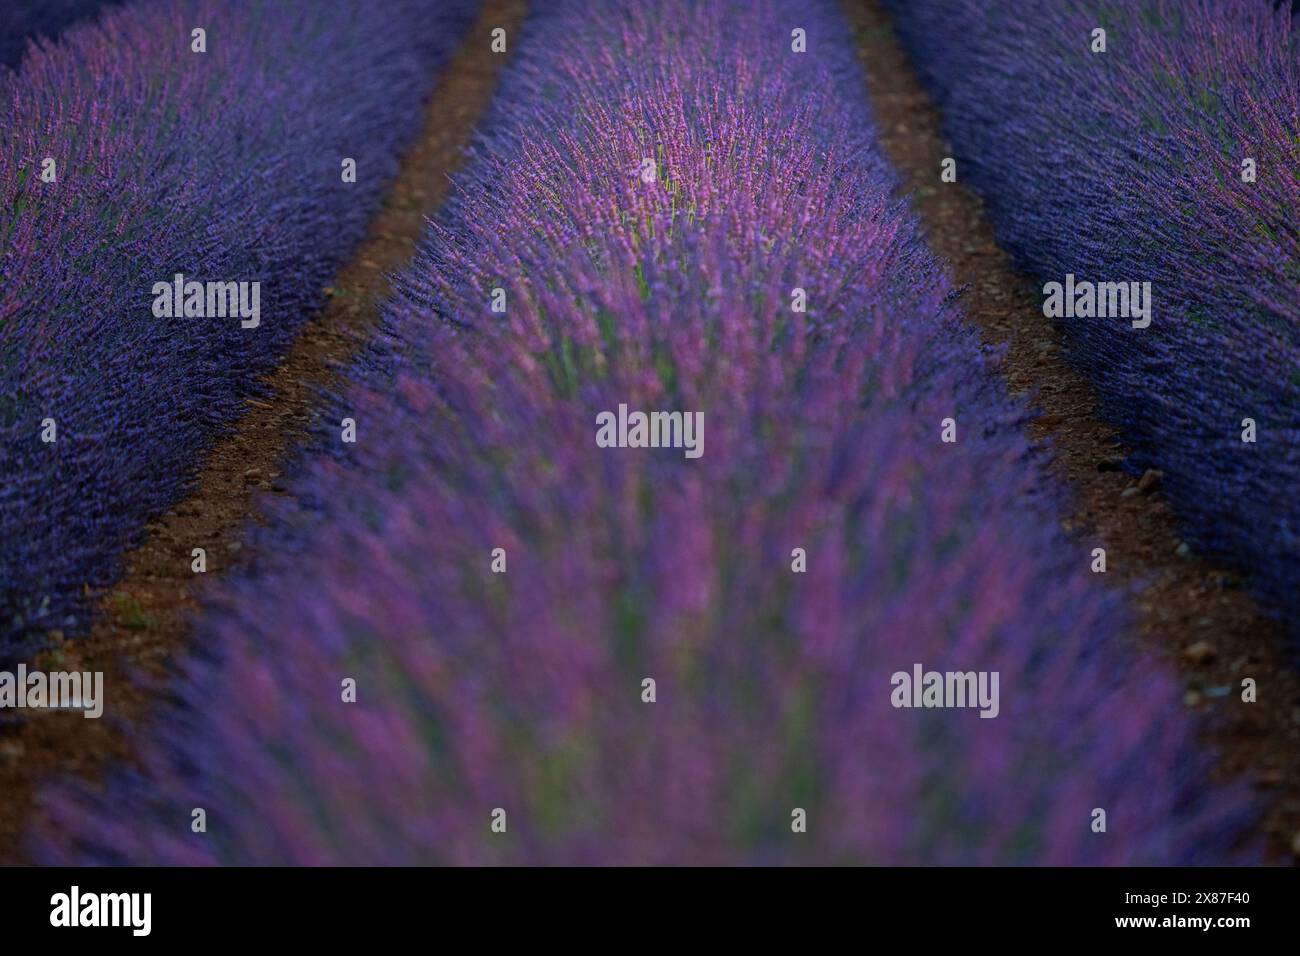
left=1184, top=641, right=1216, bottom=665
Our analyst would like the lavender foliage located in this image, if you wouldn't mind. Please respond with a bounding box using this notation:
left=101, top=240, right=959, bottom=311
left=36, top=0, right=1256, bottom=864
left=0, top=0, right=476, bottom=659
left=0, top=0, right=127, bottom=72
left=884, top=0, right=1300, bottom=640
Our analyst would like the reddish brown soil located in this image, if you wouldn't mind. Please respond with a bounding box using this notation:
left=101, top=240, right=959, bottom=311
left=0, top=0, right=529, bottom=865
left=850, top=0, right=1300, bottom=863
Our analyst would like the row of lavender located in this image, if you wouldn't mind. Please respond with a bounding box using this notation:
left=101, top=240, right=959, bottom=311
left=0, top=0, right=476, bottom=660
left=0, top=0, right=124, bottom=71
left=885, top=0, right=1300, bottom=640
left=35, top=0, right=1255, bottom=864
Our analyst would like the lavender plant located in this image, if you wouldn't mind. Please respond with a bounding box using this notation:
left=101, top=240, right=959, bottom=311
left=35, top=0, right=1256, bottom=864
left=884, top=0, right=1300, bottom=640
left=0, top=0, right=476, bottom=659
left=0, top=1, right=130, bottom=72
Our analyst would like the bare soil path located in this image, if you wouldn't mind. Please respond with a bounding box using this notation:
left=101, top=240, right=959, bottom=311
left=0, top=0, right=529, bottom=864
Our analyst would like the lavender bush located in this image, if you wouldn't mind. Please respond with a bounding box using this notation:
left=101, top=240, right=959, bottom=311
left=0, top=0, right=127, bottom=72
left=0, top=0, right=476, bottom=659
left=36, top=0, right=1256, bottom=864
left=884, top=0, right=1300, bottom=640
